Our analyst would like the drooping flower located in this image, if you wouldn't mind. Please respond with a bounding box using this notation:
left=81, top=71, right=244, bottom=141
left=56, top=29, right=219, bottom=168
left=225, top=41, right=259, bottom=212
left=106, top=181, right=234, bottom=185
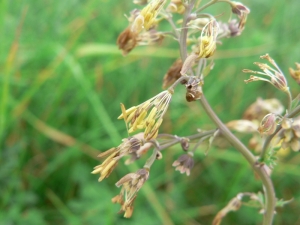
left=91, top=137, right=142, bottom=181
left=229, top=1, right=250, bottom=31
left=243, top=54, right=289, bottom=93
left=118, top=90, right=173, bottom=140
left=112, top=168, right=150, bottom=218
left=172, top=152, right=194, bottom=176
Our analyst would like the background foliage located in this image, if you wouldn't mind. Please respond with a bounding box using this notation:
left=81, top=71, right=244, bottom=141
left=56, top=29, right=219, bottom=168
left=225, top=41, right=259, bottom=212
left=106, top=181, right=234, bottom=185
left=1, top=0, right=300, bottom=224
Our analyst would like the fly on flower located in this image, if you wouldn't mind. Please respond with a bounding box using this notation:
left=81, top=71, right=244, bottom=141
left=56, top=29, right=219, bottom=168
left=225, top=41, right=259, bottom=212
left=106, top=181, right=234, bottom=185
left=118, top=90, right=173, bottom=140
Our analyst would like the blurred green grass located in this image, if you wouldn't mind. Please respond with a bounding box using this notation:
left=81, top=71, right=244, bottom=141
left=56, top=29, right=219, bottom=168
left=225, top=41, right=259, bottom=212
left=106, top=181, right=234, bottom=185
left=1, top=0, right=300, bottom=224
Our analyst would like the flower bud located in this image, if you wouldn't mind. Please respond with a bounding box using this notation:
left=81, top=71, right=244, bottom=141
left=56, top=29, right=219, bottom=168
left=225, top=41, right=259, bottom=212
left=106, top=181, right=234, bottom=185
left=258, top=113, right=278, bottom=136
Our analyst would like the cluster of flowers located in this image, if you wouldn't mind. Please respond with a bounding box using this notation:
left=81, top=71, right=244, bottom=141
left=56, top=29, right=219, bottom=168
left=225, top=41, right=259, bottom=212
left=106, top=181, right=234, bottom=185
left=92, top=0, right=300, bottom=219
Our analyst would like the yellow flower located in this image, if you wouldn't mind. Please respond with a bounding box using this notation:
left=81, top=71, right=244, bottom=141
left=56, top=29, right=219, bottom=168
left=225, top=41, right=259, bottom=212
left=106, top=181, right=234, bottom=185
left=131, top=0, right=167, bottom=32
left=197, top=20, right=218, bottom=58
left=118, top=90, right=173, bottom=140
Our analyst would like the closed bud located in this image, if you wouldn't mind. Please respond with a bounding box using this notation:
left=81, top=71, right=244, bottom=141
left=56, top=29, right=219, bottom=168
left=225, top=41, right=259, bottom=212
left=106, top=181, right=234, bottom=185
left=258, top=113, right=278, bottom=136
left=180, top=137, right=190, bottom=151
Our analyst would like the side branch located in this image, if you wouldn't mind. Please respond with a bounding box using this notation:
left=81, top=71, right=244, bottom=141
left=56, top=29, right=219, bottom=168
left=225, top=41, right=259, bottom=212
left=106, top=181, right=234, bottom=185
left=199, top=95, right=276, bottom=225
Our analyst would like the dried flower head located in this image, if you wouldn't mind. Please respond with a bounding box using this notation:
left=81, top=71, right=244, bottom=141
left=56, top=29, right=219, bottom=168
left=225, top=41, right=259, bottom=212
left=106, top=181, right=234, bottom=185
left=112, top=168, right=150, bottom=218
left=118, top=90, right=173, bottom=140
left=185, top=76, right=203, bottom=102
left=125, top=133, right=153, bottom=164
left=273, top=117, right=300, bottom=152
left=243, top=54, right=289, bottom=93
left=172, top=152, right=194, bottom=176
left=92, top=137, right=142, bottom=181
left=289, top=62, right=300, bottom=85
left=196, top=20, right=219, bottom=58
left=163, top=59, right=183, bottom=89
left=117, top=27, right=139, bottom=56
left=258, top=113, right=279, bottom=136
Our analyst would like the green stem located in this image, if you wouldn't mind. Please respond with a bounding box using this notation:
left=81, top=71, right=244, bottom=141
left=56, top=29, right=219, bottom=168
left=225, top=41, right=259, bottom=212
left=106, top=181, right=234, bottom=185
left=199, top=95, right=275, bottom=225
left=168, top=75, right=188, bottom=90
left=195, top=0, right=230, bottom=13
left=144, top=148, right=159, bottom=169
left=157, top=130, right=216, bottom=150
left=286, top=90, right=293, bottom=113
left=180, top=0, right=196, bottom=60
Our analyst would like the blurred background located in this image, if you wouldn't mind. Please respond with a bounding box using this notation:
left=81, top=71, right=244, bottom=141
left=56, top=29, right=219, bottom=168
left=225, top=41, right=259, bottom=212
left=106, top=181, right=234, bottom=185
left=1, top=0, right=300, bottom=224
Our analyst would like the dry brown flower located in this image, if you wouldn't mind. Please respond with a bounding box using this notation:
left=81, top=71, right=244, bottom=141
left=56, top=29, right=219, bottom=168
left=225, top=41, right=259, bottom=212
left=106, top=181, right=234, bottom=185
left=117, top=27, right=139, bottom=56
left=172, top=152, right=194, bottom=176
left=163, top=59, right=183, bottom=89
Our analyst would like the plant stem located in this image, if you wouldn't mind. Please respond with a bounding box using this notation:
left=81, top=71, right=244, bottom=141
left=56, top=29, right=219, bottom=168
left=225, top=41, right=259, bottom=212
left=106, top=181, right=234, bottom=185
left=179, top=0, right=196, bottom=60
left=157, top=130, right=216, bottom=150
left=286, top=90, right=293, bottom=113
left=195, top=0, right=230, bottom=13
left=199, top=95, right=275, bottom=225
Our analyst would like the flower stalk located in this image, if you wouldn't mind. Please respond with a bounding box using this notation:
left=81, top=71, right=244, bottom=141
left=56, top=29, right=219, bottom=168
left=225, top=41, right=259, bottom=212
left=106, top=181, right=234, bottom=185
left=177, top=1, right=276, bottom=223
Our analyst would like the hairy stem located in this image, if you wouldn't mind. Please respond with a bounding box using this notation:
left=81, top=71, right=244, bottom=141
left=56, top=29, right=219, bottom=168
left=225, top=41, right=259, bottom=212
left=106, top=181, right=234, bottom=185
left=199, top=95, right=275, bottom=225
